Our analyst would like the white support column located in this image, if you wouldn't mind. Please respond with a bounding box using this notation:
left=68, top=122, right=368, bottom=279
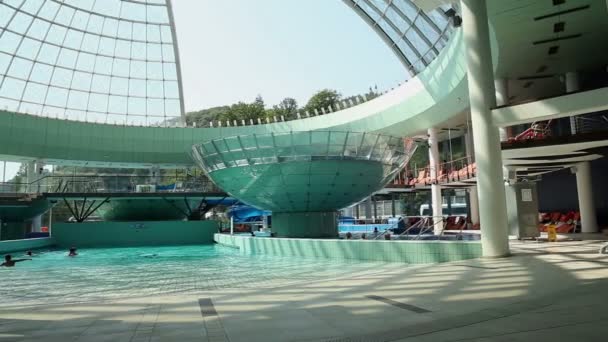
left=495, top=78, right=509, bottom=142
left=364, top=197, right=372, bottom=220
left=428, top=128, right=443, bottom=234
left=575, top=162, right=598, bottom=233
left=464, top=128, right=474, bottom=164
left=31, top=215, right=42, bottom=233
left=26, top=161, right=36, bottom=193
left=372, top=197, right=378, bottom=221
left=35, top=160, right=45, bottom=193
left=566, top=72, right=581, bottom=135
left=230, top=216, right=234, bottom=235
left=462, top=0, right=510, bottom=257
left=48, top=206, right=53, bottom=237
left=465, top=130, right=478, bottom=227
left=150, top=166, right=161, bottom=185
left=469, top=186, right=480, bottom=225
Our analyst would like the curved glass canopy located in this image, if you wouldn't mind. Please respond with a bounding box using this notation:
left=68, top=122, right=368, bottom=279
left=0, top=0, right=454, bottom=127
left=0, top=0, right=184, bottom=126
left=344, top=0, right=456, bottom=76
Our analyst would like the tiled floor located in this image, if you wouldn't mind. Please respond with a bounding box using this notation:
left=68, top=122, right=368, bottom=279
left=1, top=237, right=607, bottom=341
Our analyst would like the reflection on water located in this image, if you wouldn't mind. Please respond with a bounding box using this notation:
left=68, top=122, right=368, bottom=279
left=0, top=245, right=388, bottom=306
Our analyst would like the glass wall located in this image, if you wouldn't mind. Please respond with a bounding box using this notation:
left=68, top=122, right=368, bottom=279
left=193, top=131, right=414, bottom=173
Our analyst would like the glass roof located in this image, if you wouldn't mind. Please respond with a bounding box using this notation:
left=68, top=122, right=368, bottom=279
left=0, top=0, right=184, bottom=126
left=0, top=0, right=453, bottom=126
left=344, top=0, right=455, bottom=76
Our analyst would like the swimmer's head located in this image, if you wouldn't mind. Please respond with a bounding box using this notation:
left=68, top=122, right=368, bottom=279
left=26, top=251, right=32, bottom=256
left=69, top=247, right=76, bottom=253
left=4, top=255, right=11, bottom=262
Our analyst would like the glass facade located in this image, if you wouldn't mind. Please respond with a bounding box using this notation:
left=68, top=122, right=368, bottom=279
left=0, top=0, right=184, bottom=126
left=192, top=131, right=418, bottom=212
left=345, top=0, right=455, bottom=75
left=193, top=131, right=411, bottom=173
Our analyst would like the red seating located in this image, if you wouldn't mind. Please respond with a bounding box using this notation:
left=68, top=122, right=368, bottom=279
left=437, top=168, right=447, bottom=182
left=555, top=223, right=575, bottom=234
left=444, top=216, right=467, bottom=230
left=538, top=210, right=580, bottom=233
left=411, top=169, right=427, bottom=186
left=402, top=160, right=477, bottom=187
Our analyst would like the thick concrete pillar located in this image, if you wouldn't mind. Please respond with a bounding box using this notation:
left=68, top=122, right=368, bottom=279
left=495, top=78, right=509, bottom=142
left=462, top=0, right=510, bottom=257
left=469, top=186, right=480, bottom=225
left=566, top=72, right=580, bottom=135
left=575, top=162, right=598, bottom=233
left=428, top=128, right=443, bottom=234
left=272, top=212, right=338, bottom=238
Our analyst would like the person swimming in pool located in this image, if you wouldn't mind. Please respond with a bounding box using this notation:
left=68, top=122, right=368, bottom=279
left=1, top=254, right=31, bottom=267
left=25, top=250, right=32, bottom=256
left=68, top=247, right=78, bottom=257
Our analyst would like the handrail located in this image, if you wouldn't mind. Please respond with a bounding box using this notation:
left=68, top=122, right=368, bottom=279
left=393, top=155, right=477, bottom=187
left=413, top=217, right=445, bottom=240
left=371, top=216, right=406, bottom=240
left=0, top=174, right=221, bottom=194
left=399, top=217, right=429, bottom=237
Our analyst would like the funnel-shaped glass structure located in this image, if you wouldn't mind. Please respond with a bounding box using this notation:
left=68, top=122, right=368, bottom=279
left=192, top=131, right=417, bottom=237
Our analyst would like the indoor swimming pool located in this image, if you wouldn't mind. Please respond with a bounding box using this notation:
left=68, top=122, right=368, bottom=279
left=0, top=245, right=388, bottom=307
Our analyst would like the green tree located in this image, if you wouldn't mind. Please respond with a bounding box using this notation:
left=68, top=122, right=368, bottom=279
left=304, top=89, right=341, bottom=114
left=185, top=106, right=230, bottom=127
left=5, top=163, right=27, bottom=192
left=342, top=86, right=380, bottom=106
left=221, top=95, right=267, bottom=123
left=273, top=97, right=298, bottom=120
left=364, top=85, right=380, bottom=101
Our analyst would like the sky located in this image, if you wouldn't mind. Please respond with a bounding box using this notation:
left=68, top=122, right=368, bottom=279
left=171, top=0, right=405, bottom=111
left=1, top=0, right=405, bottom=181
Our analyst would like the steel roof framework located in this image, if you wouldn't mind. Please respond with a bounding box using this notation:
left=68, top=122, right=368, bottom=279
left=0, top=0, right=185, bottom=126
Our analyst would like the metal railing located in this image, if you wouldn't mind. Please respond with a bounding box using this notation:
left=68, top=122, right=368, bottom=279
left=0, top=174, right=222, bottom=195
left=505, top=111, right=608, bottom=143
left=392, top=156, right=476, bottom=187
left=341, top=215, right=473, bottom=241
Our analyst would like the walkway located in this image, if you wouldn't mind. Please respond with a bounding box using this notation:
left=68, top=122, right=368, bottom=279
left=1, top=238, right=607, bottom=342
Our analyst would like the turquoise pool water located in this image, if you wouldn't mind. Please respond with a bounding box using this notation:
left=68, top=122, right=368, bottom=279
left=0, top=245, right=386, bottom=306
